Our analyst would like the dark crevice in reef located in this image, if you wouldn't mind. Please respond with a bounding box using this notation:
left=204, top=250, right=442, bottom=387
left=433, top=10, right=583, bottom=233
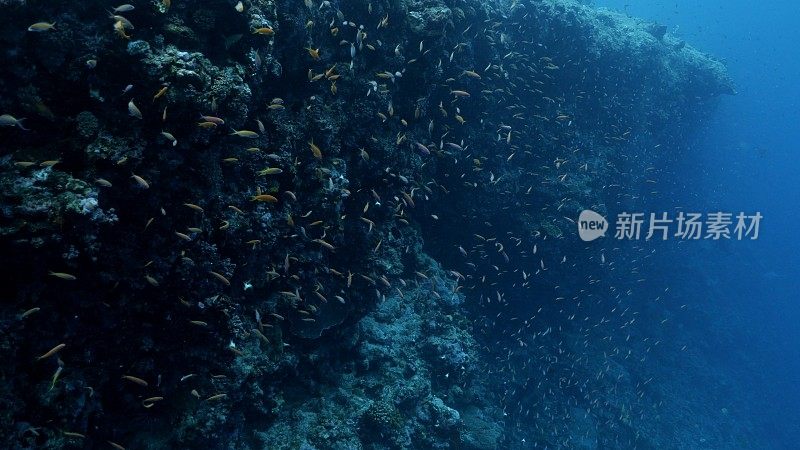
left=0, top=0, right=735, bottom=448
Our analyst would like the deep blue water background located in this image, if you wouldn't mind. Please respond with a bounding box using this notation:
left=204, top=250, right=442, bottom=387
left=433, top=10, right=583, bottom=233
left=598, top=0, right=800, bottom=447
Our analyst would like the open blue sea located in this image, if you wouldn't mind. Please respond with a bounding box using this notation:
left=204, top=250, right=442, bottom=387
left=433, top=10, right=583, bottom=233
left=597, top=0, right=800, bottom=447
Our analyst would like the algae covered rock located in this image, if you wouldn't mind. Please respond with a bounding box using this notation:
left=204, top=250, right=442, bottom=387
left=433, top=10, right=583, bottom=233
left=408, top=2, right=453, bottom=36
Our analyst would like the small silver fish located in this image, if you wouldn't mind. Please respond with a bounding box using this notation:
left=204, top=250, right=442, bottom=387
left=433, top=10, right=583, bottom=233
left=0, top=114, right=28, bottom=130
left=49, top=366, right=63, bottom=391
left=112, top=4, right=135, bottom=13
left=128, top=99, right=142, bottom=119
left=161, top=131, right=177, bottom=146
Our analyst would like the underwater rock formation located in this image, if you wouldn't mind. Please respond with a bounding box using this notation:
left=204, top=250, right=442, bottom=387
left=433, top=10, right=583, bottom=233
left=0, top=0, right=732, bottom=448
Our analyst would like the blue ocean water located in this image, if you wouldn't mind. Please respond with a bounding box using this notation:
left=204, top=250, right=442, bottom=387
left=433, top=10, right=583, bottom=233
left=598, top=0, right=800, bottom=447
left=2, top=0, right=797, bottom=447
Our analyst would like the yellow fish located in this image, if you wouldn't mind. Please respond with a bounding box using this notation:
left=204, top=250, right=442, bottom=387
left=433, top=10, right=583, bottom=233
left=48, top=271, right=76, bottom=281
left=251, top=194, right=278, bottom=203
left=308, top=141, right=322, bottom=158
left=28, top=22, right=56, bottom=32
left=253, top=27, right=275, bottom=36
left=230, top=129, right=259, bottom=138
left=306, top=47, right=320, bottom=60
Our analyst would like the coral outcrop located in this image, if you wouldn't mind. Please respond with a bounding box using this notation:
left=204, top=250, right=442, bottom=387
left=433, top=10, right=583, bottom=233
left=0, top=0, right=733, bottom=448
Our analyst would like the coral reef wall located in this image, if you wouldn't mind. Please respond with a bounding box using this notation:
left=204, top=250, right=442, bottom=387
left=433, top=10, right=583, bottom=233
left=0, top=0, right=732, bottom=448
